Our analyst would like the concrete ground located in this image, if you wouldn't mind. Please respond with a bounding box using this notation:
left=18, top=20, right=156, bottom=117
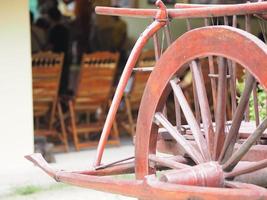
left=0, top=139, right=136, bottom=200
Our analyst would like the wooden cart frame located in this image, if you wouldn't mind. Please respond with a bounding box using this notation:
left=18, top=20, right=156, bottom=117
left=27, top=1, right=267, bottom=199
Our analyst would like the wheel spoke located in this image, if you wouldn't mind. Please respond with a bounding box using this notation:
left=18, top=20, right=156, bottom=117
left=223, top=117, right=267, bottom=171
left=174, top=93, right=182, bottom=132
left=149, top=154, right=190, bottom=169
left=170, top=79, right=210, bottom=161
left=226, top=159, right=267, bottom=178
left=190, top=66, right=201, bottom=124
left=191, top=60, right=215, bottom=156
left=214, top=57, right=227, bottom=160
left=228, top=60, right=237, bottom=116
left=244, top=14, right=252, bottom=122
left=219, top=73, right=256, bottom=163
left=154, top=112, right=204, bottom=164
left=253, top=85, right=260, bottom=126
left=186, top=20, right=201, bottom=125
left=204, top=19, right=217, bottom=113
left=229, top=15, right=238, bottom=115
left=207, top=56, right=217, bottom=112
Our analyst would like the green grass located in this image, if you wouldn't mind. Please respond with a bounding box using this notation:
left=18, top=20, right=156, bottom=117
left=11, top=183, right=68, bottom=196
left=237, top=80, right=267, bottom=121
left=7, top=174, right=135, bottom=197
left=14, top=185, right=42, bottom=195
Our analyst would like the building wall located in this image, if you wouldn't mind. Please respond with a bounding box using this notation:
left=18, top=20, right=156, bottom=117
left=0, top=1, right=33, bottom=169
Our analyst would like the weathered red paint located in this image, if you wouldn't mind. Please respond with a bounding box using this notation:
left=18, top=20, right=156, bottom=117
left=135, top=26, right=267, bottom=198
left=25, top=154, right=267, bottom=199
left=96, top=1, right=267, bottom=19
left=26, top=1, right=267, bottom=199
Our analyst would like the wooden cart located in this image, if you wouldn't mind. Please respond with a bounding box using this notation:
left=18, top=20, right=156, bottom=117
left=27, top=1, right=267, bottom=199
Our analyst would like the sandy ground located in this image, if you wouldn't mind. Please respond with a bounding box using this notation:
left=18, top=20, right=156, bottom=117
left=0, top=139, right=136, bottom=200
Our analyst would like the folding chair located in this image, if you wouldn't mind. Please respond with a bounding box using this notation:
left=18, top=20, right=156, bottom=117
left=32, top=51, right=68, bottom=152
left=68, top=51, right=120, bottom=151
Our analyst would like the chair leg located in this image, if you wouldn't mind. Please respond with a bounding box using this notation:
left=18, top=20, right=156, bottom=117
left=125, top=96, right=135, bottom=136
left=57, top=102, right=69, bottom=152
left=68, top=100, right=80, bottom=151
left=49, top=98, right=58, bottom=129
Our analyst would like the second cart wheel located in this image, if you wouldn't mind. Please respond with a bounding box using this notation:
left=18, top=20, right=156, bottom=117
left=135, top=26, right=267, bottom=199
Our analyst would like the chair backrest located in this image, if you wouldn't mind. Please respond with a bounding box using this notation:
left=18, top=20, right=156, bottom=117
left=75, top=51, right=119, bottom=106
left=127, top=49, right=155, bottom=106
left=32, top=52, right=64, bottom=119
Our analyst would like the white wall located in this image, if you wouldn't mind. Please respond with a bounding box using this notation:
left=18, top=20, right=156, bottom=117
left=0, top=1, right=33, bottom=169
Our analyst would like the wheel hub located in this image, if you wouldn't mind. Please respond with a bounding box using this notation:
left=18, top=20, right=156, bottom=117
left=160, top=162, right=224, bottom=187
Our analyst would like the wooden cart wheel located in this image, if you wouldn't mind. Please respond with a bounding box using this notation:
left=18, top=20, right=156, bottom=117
left=135, top=26, right=267, bottom=199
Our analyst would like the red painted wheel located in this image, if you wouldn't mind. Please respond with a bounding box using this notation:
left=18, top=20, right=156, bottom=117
left=135, top=26, right=267, bottom=199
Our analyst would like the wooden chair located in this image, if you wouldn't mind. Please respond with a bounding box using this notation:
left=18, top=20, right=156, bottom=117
left=68, top=51, right=120, bottom=151
left=32, top=52, right=68, bottom=152
left=120, top=50, right=155, bottom=136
